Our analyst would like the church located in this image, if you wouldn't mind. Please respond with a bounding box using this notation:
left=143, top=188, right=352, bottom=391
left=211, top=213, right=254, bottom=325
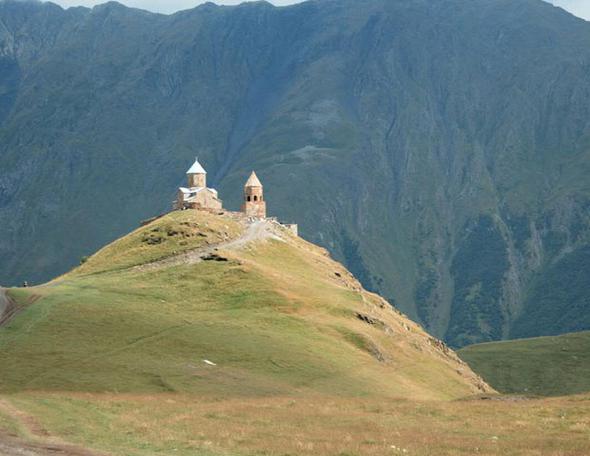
left=174, top=158, right=223, bottom=211
left=174, top=158, right=267, bottom=219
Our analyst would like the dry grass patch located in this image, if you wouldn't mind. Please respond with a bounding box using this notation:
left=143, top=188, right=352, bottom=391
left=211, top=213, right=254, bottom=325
left=71, top=210, right=244, bottom=276
left=4, top=392, right=590, bottom=456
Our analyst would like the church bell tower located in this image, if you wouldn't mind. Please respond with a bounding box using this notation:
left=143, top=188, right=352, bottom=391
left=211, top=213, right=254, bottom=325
left=241, top=171, right=266, bottom=218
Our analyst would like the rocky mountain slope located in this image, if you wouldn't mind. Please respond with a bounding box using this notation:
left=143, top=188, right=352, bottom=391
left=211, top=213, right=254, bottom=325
left=1, top=0, right=590, bottom=347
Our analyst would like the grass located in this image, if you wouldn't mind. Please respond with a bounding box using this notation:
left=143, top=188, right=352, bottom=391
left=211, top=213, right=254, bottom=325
left=0, top=210, right=484, bottom=400
left=71, top=210, right=243, bottom=276
left=458, top=331, right=590, bottom=396
left=0, top=210, right=588, bottom=455
left=0, top=406, right=20, bottom=437
left=3, top=392, right=590, bottom=456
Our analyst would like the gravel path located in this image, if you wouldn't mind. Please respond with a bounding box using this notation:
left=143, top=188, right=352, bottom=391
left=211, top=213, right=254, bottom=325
left=136, top=219, right=282, bottom=272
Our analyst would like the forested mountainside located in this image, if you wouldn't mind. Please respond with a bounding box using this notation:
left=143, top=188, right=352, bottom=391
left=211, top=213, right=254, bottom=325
left=1, top=0, right=590, bottom=346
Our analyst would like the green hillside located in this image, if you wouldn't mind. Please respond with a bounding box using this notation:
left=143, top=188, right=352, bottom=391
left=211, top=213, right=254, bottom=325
left=0, top=210, right=487, bottom=399
left=1, top=0, right=590, bottom=347
left=458, top=331, right=590, bottom=396
left=1, top=210, right=590, bottom=455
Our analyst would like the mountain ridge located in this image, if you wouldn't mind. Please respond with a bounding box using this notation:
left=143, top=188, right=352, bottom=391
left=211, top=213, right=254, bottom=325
left=1, top=0, right=590, bottom=347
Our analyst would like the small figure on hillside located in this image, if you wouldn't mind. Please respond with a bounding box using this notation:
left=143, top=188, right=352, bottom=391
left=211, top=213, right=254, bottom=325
left=22, top=281, right=29, bottom=288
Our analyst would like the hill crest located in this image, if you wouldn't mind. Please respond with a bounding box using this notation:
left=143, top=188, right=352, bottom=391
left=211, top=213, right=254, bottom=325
left=0, top=209, right=491, bottom=399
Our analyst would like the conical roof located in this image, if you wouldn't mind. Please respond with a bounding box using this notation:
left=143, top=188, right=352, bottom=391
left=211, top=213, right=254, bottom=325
left=245, top=171, right=263, bottom=187
left=186, top=158, right=207, bottom=174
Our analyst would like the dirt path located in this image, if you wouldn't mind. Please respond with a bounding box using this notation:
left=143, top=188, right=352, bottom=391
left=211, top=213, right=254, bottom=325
left=0, top=399, right=106, bottom=456
left=1, top=295, right=102, bottom=454
left=0, top=289, right=14, bottom=327
left=0, top=289, right=8, bottom=323
left=0, top=289, right=38, bottom=328
left=0, top=432, right=103, bottom=456
left=136, top=219, right=282, bottom=272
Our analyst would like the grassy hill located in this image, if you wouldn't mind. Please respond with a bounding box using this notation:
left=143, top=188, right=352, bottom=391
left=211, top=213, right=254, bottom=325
left=0, top=210, right=487, bottom=399
left=458, top=331, right=590, bottom=396
left=1, top=210, right=589, bottom=455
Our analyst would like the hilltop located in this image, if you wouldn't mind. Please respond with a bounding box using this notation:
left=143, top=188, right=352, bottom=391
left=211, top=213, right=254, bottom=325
left=0, top=209, right=488, bottom=398
left=459, top=331, right=590, bottom=397
left=1, top=0, right=590, bottom=347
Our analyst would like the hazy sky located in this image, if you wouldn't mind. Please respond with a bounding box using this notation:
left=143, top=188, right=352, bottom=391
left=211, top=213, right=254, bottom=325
left=46, top=0, right=590, bottom=20
left=547, top=0, right=590, bottom=20
left=49, top=0, right=300, bottom=14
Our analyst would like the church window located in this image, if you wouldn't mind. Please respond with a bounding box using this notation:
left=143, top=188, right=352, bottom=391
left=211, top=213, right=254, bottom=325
left=254, top=195, right=258, bottom=202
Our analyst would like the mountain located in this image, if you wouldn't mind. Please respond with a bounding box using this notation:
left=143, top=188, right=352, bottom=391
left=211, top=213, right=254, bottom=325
left=0, top=209, right=489, bottom=398
left=458, top=331, right=590, bottom=396
left=1, top=0, right=590, bottom=347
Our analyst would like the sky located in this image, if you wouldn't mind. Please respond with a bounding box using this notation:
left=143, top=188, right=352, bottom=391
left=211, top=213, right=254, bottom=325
left=48, top=0, right=301, bottom=14
left=44, top=0, right=590, bottom=20
left=546, top=0, right=590, bottom=20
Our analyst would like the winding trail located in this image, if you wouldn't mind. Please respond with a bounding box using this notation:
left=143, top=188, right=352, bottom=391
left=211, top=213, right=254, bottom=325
left=0, top=289, right=13, bottom=327
left=0, top=289, right=7, bottom=322
left=0, top=399, right=106, bottom=456
left=1, top=293, right=104, bottom=455
left=136, top=219, right=282, bottom=272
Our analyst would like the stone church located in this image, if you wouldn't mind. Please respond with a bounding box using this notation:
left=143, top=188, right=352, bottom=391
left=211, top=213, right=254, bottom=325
left=174, top=159, right=267, bottom=219
left=174, top=158, right=223, bottom=211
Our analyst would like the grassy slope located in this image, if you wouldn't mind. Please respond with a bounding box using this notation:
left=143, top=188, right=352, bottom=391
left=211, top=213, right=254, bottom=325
left=73, top=210, right=243, bottom=275
left=0, top=210, right=485, bottom=400
left=0, top=210, right=589, bottom=455
left=458, top=331, right=590, bottom=396
left=6, top=392, right=590, bottom=456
